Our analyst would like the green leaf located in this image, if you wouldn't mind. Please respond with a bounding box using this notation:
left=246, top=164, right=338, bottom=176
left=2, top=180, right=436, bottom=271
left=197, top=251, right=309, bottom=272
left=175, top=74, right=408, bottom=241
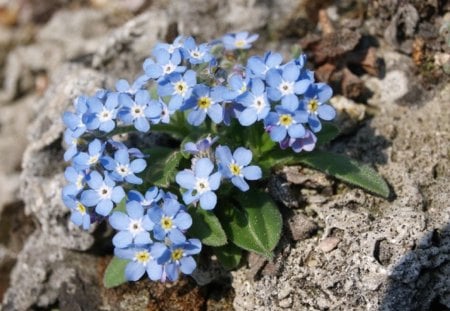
left=187, top=206, right=227, bottom=246
left=214, top=243, right=243, bottom=270
left=216, top=189, right=282, bottom=258
left=113, top=197, right=127, bottom=213
left=145, top=147, right=183, bottom=187
left=103, top=257, right=128, bottom=288
left=297, top=150, right=390, bottom=198
left=316, top=123, right=339, bottom=145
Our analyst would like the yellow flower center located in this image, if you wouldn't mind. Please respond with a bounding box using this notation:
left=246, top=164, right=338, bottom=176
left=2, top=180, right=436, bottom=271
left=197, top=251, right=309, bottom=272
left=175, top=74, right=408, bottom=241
left=308, top=99, right=319, bottom=113
left=76, top=202, right=86, bottom=215
left=88, top=154, right=99, bottom=165
left=197, top=96, right=212, bottom=109
left=174, top=81, right=187, bottom=96
left=229, top=163, right=241, bottom=176
left=235, top=39, right=246, bottom=48
left=135, top=250, right=150, bottom=264
left=278, top=114, right=293, bottom=127
left=171, top=248, right=184, bottom=261
left=161, top=216, right=173, bottom=230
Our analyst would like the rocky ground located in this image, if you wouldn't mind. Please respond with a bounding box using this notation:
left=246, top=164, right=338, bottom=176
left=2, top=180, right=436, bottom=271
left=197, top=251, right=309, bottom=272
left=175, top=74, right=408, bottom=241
left=0, top=0, right=449, bottom=310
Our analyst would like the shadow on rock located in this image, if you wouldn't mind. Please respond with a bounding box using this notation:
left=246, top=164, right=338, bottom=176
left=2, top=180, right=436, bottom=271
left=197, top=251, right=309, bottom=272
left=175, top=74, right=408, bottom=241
left=380, top=223, right=450, bottom=311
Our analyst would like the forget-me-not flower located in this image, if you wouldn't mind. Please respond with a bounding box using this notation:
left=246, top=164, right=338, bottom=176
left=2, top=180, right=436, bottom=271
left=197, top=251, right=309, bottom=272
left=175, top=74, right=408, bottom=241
left=73, top=139, right=104, bottom=170
left=80, top=171, right=125, bottom=216
left=148, top=198, right=192, bottom=244
left=264, top=106, right=308, bottom=142
left=183, top=84, right=224, bottom=126
left=222, top=32, right=259, bottom=50
left=101, top=148, right=147, bottom=184
left=157, top=70, right=197, bottom=111
left=118, top=90, right=162, bottom=132
left=159, top=238, right=202, bottom=281
left=109, top=201, right=154, bottom=248
left=237, top=78, right=270, bottom=126
left=215, top=146, right=262, bottom=191
left=300, top=83, right=336, bottom=132
left=175, top=158, right=221, bottom=210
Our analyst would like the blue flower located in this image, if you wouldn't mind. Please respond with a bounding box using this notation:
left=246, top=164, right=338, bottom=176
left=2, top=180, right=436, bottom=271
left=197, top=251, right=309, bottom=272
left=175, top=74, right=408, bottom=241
left=246, top=51, right=283, bottom=79
left=128, top=186, right=162, bottom=208
left=300, top=83, right=336, bottom=132
left=63, top=196, right=92, bottom=230
left=264, top=106, right=308, bottom=142
left=160, top=238, right=202, bottom=281
left=183, top=136, right=218, bottom=156
left=115, top=76, right=148, bottom=95
left=288, top=129, right=317, bottom=153
left=154, top=36, right=185, bottom=55
left=73, top=139, right=104, bottom=170
left=84, top=93, right=119, bottom=133
left=266, top=62, right=311, bottom=110
left=114, top=243, right=168, bottom=281
left=63, top=129, right=79, bottom=161
left=101, top=148, right=147, bottom=184
left=80, top=171, right=125, bottom=216
left=143, top=49, right=185, bottom=80
left=237, top=78, right=270, bottom=126
left=183, top=84, right=224, bottom=126
left=109, top=201, right=154, bottom=248
left=182, top=37, right=213, bottom=65
left=175, top=158, right=221, bottom=210
left=148, top=198, right=192, bottom=244
left=62, top=166, right=86, bottom=197
left=222, top=32, right=259, bottom=50
left=62, top=95, right=89, bottom=138
left=118, top=90, right=162, bottom=132
left=215, top=146, right=262, bottom=191
left=157, top=70, right=197, bottom=111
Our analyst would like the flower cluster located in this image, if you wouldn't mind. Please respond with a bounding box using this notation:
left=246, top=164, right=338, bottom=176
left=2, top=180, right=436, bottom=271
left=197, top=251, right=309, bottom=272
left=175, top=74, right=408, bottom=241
left=61, top=32, right=336, bottom=284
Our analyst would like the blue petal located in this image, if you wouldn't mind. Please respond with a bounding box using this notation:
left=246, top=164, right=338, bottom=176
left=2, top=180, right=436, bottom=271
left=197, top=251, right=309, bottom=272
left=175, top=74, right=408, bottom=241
left=135, top=117, right=150, bottom=132
left=130, top=159, right=146, bottom=173
left=194, top=158, right=214, bottom=178
left=80, top=190, right=100, bottom=207
left=187, top=109, right=206, bottom=126
left=270, top=126, right=287, bottom=142
left=127, top=201, right=144, bottom=219
left=87, top=171, right=103, bottom=189
left=238, top=108, right=257, bottom=126
left=134, top=232, right=152, bottom=245
left=135, top=90, right=150, bottom=105
left=96, top=199, right=113, bottom=216
left=316, top=83, right=333, bottom=102
left=287, top=123, right=305, bottom=138
left=168, top=229, right=187, bottom=244
left=146, top=260, right=163, bottom=281
left=308, top=115, right=322, bottom=132
left=233, top=147, right=252, bottom=166
left=163, top=198, right=180, bottom=216
left=165, top=263, right=179, bottom=281
left=180, top=256, right=196, bottom=274
left=199, top=191, right=217, bottom=210
left=282, top=63, right=299, bottom=81
left=113, top=231, right=133, bottom=248
left=215, top=145, right=232, bottom=166
left=243, top=166, right=262, bottom=180
left=266, top=69, right=282, bottom=88
left=109, top=211, right=130, bottom=230
left=174, top=212, right=192, bottom=230
left=125, top=261, right=146, bottom=281
left=209, top=172, right=222, bottom=190
left=176, top=171, right=196, bottom=189
left=317, top=104, right=336, bottom=120
left=148, top=207, right=163, bottom=223
left=231, top=176, right=249, bottom=191
left=294, top=79, right=311, bottom=95
left=281, top=94, right=299, bottom=111
left=111, top=186, right=125, bottom=203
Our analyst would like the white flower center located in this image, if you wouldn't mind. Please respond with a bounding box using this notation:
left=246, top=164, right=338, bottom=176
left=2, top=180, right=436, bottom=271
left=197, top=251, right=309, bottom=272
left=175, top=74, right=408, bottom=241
left=131, top=104, right=145, bottom=118
left=88, top=154, right=99, bottom=165
left=251, top=96, right=266, bottom=114
left=173, top=80, right=188, bottom=97
left=98, top=108, right=113, bottom=122
left=190, top=50, right=203, bottom=59
left=76, top=175, right=84, bottom=190
left=195, top=177, right=210, bottom=194
left=278, top=81, right=294, bottom=96
left=116, top=164, right=130, bottom=177
left=163, top=62, right=175, bottom=74
left=134, top=250, right=151, bottom=265
left=128, top=218, right=144, bottom=237
left=97, top=184, right=112, bottom=199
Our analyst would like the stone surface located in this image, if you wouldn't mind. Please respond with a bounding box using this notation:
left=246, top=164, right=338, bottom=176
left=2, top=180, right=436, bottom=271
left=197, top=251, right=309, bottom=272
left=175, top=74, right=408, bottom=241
left=0, top=1, right=449, bottom=310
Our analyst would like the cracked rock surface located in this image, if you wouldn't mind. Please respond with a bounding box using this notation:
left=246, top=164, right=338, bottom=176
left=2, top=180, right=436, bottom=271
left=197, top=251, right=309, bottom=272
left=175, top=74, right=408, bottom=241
left=0, top=1, right=449, bottom=310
